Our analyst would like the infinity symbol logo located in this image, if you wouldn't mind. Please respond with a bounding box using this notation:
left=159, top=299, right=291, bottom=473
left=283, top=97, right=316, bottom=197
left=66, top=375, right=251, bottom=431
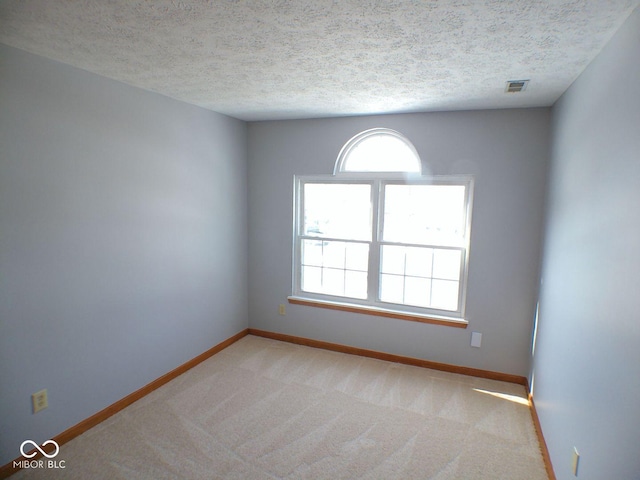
left=20, top=440, right=60, bottom=459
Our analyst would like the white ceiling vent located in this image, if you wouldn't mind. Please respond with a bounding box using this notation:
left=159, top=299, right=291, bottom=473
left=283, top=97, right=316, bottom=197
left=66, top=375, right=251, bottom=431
left=505, top=80, right=529, bottom=93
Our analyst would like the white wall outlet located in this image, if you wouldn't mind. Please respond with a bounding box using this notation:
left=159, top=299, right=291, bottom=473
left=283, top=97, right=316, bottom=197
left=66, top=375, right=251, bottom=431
left=572, top=447, right=580, bottom=476
left=471, top=332, right=482, bottom=348
left=32, top=389, right=48, bottom=414
left=278, top=304, right=286, bottom=315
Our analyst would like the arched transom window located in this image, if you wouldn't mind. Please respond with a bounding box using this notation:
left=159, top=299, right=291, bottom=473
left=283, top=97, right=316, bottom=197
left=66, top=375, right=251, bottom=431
left=334, top=128, right=422, bottom=174
left=290, top=128, right=474, bottom=327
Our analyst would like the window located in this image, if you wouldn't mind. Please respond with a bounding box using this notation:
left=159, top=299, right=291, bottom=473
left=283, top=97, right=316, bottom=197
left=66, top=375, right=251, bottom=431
left=334, top=128, right=421, bottom=174
left=291, top=129, right=473, bottom=326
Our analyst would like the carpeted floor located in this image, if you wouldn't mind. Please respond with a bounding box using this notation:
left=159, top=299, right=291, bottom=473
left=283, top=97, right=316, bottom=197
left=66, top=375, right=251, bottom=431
left=11, top=335, right=548, bottom=479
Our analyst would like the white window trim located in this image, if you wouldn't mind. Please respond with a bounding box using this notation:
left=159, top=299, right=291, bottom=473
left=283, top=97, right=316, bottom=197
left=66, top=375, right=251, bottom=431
left=291, top=174, right=474, bottom=324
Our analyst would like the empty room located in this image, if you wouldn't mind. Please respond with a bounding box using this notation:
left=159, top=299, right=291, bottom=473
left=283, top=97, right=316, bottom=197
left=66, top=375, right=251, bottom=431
left=1, top=1, right=639, bottom=479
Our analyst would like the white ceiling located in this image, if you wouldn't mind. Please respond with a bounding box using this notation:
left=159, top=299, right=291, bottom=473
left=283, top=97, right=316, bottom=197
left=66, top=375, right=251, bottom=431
left=1, top=1, right=638, bottom=121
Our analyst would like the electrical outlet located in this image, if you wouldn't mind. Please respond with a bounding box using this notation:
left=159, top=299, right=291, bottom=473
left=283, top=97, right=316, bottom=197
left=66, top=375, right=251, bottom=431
left=278, top=304, right=286, bottom=315
left=32, top=389, right=48, bottom=414
left=572, top=447, right=580, bottom=476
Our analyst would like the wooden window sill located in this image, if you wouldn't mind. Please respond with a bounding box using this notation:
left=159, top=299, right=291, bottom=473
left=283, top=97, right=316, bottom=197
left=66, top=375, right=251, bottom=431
left=287, top=296, right=468, bottom=329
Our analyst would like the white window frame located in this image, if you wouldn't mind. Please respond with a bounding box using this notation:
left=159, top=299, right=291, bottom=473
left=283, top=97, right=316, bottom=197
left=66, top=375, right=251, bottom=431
left=290, top=173, right=474, bottom=324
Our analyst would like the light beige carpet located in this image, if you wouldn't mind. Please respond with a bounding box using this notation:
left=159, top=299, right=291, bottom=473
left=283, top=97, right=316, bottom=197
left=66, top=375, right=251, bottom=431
left=12, top=335, right=548, bottom=479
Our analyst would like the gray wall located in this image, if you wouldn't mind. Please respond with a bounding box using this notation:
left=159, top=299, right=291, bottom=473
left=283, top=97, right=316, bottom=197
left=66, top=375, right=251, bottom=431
left=247, top=108, right=550, bottom=377
left=532, top=7, right=640, bottom=480
left=0, top=45, right=248, bottom=465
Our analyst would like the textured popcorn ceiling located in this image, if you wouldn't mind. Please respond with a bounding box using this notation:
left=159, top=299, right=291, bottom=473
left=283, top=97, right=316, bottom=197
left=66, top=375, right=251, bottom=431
left=0, top=1, right=638, bottom=121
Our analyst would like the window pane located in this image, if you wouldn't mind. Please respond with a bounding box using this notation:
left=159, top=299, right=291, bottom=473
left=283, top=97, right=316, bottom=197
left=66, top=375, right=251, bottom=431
left=432, top=249, right=462, bottom=281
left=342, top=133, right=421, bottom=173
left=379, top=245, right=461, bottom=311
left=431, top=280, right=459, bottom=311
left=323, top=242, right=346, bottom=269
left=380, top=274, right=404, bottom=304
left=345, top=271, right=368, bottom=299
left=301, top=240, right=369, bottom=299
left=383, top=184, right=466, bottom=246
left=301, top=240, right=323, bottom=267
left=345, top=243, right=369, bottom=271
left=303, top=184, right=371, bottom=241
left=405, top=247, right=433, bottom=277
left=381, top=245, right=433, bottom=278
left=301, top=266, right=322, bottom=293
left=323, top=268, right=345, bottom=297
left=404, top=277, right=431, bottom=308
left=381, top=245, right=406, bottom=275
